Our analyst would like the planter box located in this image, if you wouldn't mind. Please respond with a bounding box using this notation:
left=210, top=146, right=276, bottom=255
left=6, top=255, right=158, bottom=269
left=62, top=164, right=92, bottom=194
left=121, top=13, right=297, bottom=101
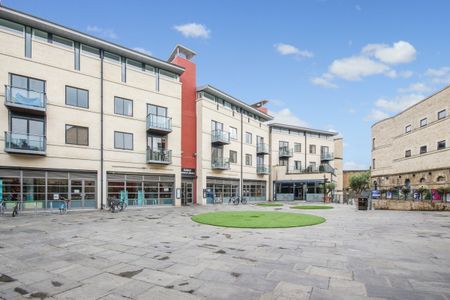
left=373, top=199, right=450, bottom=211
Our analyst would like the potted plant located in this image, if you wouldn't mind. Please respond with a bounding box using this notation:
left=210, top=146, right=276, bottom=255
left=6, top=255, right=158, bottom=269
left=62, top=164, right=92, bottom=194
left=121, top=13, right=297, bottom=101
left=401, top=187, right=410, bottom=200
left=417, top=186, right=426, bottom=200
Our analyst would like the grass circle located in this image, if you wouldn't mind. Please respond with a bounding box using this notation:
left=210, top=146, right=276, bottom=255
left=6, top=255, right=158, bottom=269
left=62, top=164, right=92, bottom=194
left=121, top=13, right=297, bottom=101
left=291, top=205, right=333, bottom=210
left=191, top=211, right=325, bottom=228
left=256, top=202, right=283, bottom=207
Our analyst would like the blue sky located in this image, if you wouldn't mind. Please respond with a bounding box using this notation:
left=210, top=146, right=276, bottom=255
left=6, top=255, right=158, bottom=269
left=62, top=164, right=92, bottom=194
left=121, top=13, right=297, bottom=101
left=5, top=0, right=450, bottom=169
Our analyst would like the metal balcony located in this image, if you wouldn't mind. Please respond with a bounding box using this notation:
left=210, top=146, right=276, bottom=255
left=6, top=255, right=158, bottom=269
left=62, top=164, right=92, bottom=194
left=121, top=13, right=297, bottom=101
left=211, top=130, right=230, bottom=145
left=257, top=164, right=270, bottom=175
left=279, top=147, right=293, bottom=158
left=146, top=114, right=172, bottom=134
left=4, top=85, right=46, bottom=115
left=4, top=132, right=46, bottom=155
left=211, top=157, right=230, bottom=170
left=319, top=164, right=335, bottom=174
left=320, top=152, right=334, bottom=161
left=146, top=149, right=172, bottom=164
left=256, top=143, right=269, bottom=155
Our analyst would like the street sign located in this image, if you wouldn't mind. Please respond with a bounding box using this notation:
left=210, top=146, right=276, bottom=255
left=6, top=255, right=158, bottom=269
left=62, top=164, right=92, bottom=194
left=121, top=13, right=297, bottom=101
left=371, top=190, right=381, bottom=199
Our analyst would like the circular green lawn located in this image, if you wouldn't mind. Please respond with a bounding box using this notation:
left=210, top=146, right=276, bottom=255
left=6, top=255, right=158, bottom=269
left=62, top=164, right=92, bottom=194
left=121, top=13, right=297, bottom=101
left=256, top=202, right=284, bottom=207
left=191, top=211, right=325, bottom=228
left=291, top=205, right=333, bottom=210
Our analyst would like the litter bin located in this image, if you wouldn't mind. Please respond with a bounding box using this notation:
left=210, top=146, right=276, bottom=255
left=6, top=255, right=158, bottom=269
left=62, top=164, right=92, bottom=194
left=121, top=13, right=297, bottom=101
left=358, top=197, right=368, bottom=210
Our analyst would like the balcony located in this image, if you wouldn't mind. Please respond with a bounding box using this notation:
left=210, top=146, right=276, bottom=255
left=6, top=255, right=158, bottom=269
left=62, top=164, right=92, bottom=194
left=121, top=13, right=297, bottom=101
left=4, top=132, right=46, bottom=155
left=257, top=164, right=270, bottom=175
left=319, top=164, right=335, bottom=174
left=321, top=152, right=334, bottom=161
left=211, top=157, right=230, bottom=170
left=211, top=130, right=230, bottom=145
left=286, top=164, right=335, bottom=175
left=146, top=148, right=172, bottom=164
left=4, top=85, right=46, bottom=115
left=279, top=147, right=293, bottom=158
left=256, top=143, right=270, bottom=155
left=146, top=114, right=172, bottom=134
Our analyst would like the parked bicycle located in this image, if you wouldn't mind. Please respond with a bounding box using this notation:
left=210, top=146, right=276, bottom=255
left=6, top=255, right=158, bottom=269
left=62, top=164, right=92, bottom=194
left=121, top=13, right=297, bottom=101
left=12, top=201, right=20, bottom=217
left=108, top=197, right=127, bottom=213
left=0, top=200, right=6, bottom=216
left=59, top=197, right=71, bottom=215
left=229, top=196, right=248, bottom=205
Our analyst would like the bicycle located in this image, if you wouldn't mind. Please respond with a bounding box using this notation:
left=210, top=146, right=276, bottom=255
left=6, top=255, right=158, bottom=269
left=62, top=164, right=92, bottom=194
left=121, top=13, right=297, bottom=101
left=230, top=196, right=248, bottom=205
left=0, top=200, right=5, bottom=216
left=12, top=201, right=20, bottom=217
left=59, top=197, right=71, bottom=215
left=108, top=197, right=127, bottom=213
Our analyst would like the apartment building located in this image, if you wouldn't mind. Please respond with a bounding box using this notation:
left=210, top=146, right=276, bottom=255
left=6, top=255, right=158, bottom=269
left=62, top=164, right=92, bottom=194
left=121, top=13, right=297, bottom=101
left=0, top=7, right=184, bottom=209
left=371, top=85, right=450, bottom=192
left=0, top=6, right=344, bottom=210
left=269, top=124, right=343, bottom=201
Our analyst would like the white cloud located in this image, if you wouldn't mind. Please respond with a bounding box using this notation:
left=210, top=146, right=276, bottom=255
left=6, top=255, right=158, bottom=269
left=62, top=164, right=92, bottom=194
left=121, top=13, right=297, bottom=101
left=311, top=75, right=337, bottom=88
left=366, top=109, right=390, bottom=121
left=344, top=161, right=368, bottom=170
left=132, top=47, right=152, bottom=56
left=86, top=25, right=118, bottom=39
left=362, top=41, right=416, bottom=64
left=269, top=108, right=308, bottom=127
left=398, top=82, right=430, bottom=93
left=174, top=23, right=210, bottom=39
left=425, top=67, right=450, bottom=84
left=269, top=99, right=286, bottom=107
left=274, top=43, right=314, bottom=58
left=375, top=93, right=424, bottom=112
left=329, top=56, right=390, bottom=81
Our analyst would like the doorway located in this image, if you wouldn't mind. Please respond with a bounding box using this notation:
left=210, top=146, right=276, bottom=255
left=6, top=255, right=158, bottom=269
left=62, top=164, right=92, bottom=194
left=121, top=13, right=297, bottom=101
left=70, top=179, right=96, bottom=208
left=181, top=179, right=194, bottom=206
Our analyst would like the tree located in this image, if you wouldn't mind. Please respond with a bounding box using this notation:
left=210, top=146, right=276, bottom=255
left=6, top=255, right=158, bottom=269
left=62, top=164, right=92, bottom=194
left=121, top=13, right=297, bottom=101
left=349, top=172, right=370, bottom=196
left=325, top=182, right=336, bottom=196
left=401, top=187, right=410, bottom=200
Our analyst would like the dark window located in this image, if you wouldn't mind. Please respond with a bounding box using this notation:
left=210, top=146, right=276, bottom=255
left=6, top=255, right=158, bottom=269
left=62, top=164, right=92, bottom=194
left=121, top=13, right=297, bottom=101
left=230, top=150, right=237, bottom=163
left=114, top=131, right=133, bottom=150
left=25, top=26, right=32, bottom=58
left=74, top=42, right=80, bottom=70
left=66, top=86, right=89, bottom=108
left=11, top=74, right=45, bottom=93
left=11, top=114, right=44, bottom=136
left=372, top=138, right=375, bottom=150
left=147, top=104, right=167, bottom=116
left=438, top=109, right=447, bottom=120
left=294, top=160, right=302, bottom=170
left=147, top=134, right=166, bottom=150
left=405, top=150, right=411, bottom=157
left=309, top=144, right=316, bottom=154
left=420, top=145, right=427, bottom=154
left=437, top=140, right=446, bottom=150
left=245, top=154, right=252, bottom=166
left=294, top=143, right=301, bottom=152
left=279, top=158, right=288, bottom=166
left=420, top=118, right=427, bottom=127
left=372, top=159, right=376, bottom=169
left=65, top=125, right=88, bottom=146
left=114, top=97, right=133, bottom=116
left=121, top=56, right=126, bottom=83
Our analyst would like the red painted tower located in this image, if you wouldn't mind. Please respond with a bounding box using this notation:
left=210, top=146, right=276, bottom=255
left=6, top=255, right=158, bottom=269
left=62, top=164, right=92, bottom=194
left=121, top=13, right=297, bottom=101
left=169, top=45, right=197, bottom=204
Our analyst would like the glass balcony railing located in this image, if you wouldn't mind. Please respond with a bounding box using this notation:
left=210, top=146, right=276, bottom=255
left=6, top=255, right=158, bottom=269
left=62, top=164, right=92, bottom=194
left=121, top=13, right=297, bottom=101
left=257, top=164, right=270, bottom=175
left=286, top=164, right=335, bottom=174
left=5, top=85, right=46, bottom=112
left=321, top=152, right=334, bottom=161
left=4, top=132, right=46, bottom=154
left=211, top=157, right=230, bottom=170
left=279, top=147, right=293, bottom=158
left=146, top=148, right=172, bottom=164
left=256, top=143, right=270, bottom=154
left=211, top=130, right=230, bottom=145
left=319, top=164, right=335, bottom=173
left=146, top=114, right=172, bottom=133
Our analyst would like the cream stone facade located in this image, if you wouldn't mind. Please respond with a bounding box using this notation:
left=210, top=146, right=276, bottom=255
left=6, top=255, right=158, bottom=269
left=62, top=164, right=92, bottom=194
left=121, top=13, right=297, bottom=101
left=371, top=85, right=450, bottom=193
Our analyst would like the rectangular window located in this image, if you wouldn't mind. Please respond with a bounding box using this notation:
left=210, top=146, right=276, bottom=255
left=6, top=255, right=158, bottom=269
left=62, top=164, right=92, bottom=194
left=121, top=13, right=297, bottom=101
left=32, top=29, right=48, bottom=42
left=420, top=118, right=428, bottom=127
left=74, top=42, right=80, bottom=70
left=211, top=120, right=223, bottom=131
left=0, top=18, right=24, bottom=34
left=114, top=131, right=133, bottom=150
left=53, top=35, right=73, bottom=49
left=11, top=74, right=45, bottom=93
left=145, top=64, right=155, bottom=74
left=127, top=59, right=143, bottom=71
left=81, top=44, right=100, bottom=57
left=309, top=144, right=316, bottom=154
left=420, top=145, right=427, bottom=154
left=66, top=86, right=89, bottom=108
left=104, top=51, right=120, bottom=63
left=114, top=97, right=133, bottom=116
left=229, top=127, right=237, bottom=140
left=159, top=69, right=179, bottom=81
left=372, top=138, right=375, bottom=150
left=294, top=143, right=302, bottom=152
left=437, top=140, right=446, bottom=150
left=372, top=159, right=376, bottom=169
left=25, top=26, right=32, bottom=58
left=405, top=150, right=411, bottom=157
left=279, top=158, right=288, bottom=166
left=294, top=160, right=302, bottom=170
left=147, top=104, right=167, bottom=116
left=245, top=132, right=252, bottom=144
left=230, top=150, right=237, bottom=164
left=121, top=57, right=126, bottom=82
left=405, top=125, right=412, bottom=133
left=65, top=125, right=88, bottom=146
left=438, top=109, right=447, bottom=120
left=245, top=154, right=252, bottom=166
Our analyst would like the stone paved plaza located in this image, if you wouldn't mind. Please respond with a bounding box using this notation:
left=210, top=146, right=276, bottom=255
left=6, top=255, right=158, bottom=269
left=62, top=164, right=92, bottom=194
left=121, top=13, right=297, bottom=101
left=0, top=204, right=449, bottom=300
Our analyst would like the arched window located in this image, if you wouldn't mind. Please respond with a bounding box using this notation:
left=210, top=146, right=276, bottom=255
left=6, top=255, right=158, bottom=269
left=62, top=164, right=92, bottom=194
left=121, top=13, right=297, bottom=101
left=420, top=177, right=426, bottom=183
left=436, top=176, right=445, bottom=183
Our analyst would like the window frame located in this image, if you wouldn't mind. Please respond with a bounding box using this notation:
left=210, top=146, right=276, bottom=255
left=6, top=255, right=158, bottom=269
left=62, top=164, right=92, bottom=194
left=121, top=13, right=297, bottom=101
left=420, top=145, right=427, bottom=154
left=245, top=132, right=252, bottom=144
left=420, top=117, right=428, bottom=127
left=405, top=150, right=411, bottom=158
left=65, top=124, right=89, bottom=146
left=437, top=140, right=446, bottom=150
left=114, top=96, right=133, bottom=117
left=405, top=124, right=412, bottom=133
left=229, top=127, right=238, bottom=140
left=438, top=109, right=447, bottom=120
left=65, top=85, right=89, bottom=109
left=245, top=154, right=252, bottom=166
left=114, top=131, right=134, bottom=150
left=229, top=150, right=237, bottom=164
left=309, top=144, right=316, bottom=154
left=294, top=143, right=302, bottom=153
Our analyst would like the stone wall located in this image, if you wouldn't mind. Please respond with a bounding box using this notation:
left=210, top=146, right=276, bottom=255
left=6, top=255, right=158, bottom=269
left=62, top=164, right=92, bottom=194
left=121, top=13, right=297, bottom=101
left=373, top=199, right=450, bottom=211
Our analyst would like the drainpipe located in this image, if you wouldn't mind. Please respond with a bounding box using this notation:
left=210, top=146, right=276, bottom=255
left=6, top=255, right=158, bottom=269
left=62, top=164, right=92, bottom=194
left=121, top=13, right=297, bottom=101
left=100, top=50, right=104, bottom=209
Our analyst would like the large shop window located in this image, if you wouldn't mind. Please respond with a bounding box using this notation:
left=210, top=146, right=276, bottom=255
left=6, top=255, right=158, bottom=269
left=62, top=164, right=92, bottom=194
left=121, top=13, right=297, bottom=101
left=243, top=180, right=266, bottom=202
left=206, top=178, right=239, bottom=204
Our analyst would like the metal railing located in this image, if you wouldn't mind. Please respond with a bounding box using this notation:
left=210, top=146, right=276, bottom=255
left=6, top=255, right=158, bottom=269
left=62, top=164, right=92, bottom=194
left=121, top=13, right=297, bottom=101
left=211, top=157, right=230, bottom=170
left=146, top=148, right=172, bottom=164
left=279, top=147, right=293, bottom=157
left=4, top=132, right=46, bottom=153
left=5, top=85, right=46, bottom=109
left=256, top=143, right=270, bottom=154
left=146, top=114, right=172, bottom=132
left=286, top=164, right=335, bottom=174
left=321, top=152, right=334, bottom=160
left=257, top=164, right=270, bottom=174
left=211, top=130, right=230, bottom=144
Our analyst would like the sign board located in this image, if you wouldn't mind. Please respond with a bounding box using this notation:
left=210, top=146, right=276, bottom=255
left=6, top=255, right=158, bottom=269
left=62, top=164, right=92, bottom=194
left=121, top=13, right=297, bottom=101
left=53, top=193, right=59, bottom=200
left=371, top=190, right=381, bottom=199
left=176, top=188, right=181, bottom=199
left=181, top=168, right=196, bottom=176
left=386, top=191, right=392, bottom=199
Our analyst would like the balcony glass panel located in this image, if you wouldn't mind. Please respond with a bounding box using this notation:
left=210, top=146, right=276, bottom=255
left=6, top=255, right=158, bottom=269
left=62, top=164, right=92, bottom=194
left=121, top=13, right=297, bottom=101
left=5, top=132, right=46, bottom=153
left=5, top=85, right=46, bottom=109
left=147, top=114, right=172, bottom=132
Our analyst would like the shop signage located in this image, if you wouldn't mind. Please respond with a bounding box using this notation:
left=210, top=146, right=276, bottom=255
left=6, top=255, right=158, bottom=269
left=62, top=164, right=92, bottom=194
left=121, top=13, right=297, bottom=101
left=181, top=168, right=195, bottom=176
left=371, top=190, right=381, bottom=199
